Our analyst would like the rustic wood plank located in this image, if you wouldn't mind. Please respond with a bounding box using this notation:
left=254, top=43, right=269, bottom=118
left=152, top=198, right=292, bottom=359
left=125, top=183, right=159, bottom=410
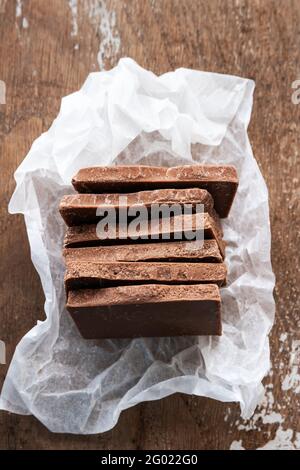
left=0, top=0, right=299, bottom=449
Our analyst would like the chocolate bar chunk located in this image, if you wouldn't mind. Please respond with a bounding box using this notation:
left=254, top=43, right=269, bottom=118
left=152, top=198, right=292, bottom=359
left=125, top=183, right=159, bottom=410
left=64, top=261, right=227, bottom=290
left=63, top=239, right=223, bottom=264
left=67, top=283, right=222, bottom=338
left=72, top=165, right=238, bottom=217
left=63, top=212, right=225, bottom=257
left=59, top=187, right=220, bottom=228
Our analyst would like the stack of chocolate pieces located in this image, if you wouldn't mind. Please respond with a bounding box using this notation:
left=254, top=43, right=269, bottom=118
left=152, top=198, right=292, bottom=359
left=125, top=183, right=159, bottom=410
left=60, top=165, right=238, bottom=339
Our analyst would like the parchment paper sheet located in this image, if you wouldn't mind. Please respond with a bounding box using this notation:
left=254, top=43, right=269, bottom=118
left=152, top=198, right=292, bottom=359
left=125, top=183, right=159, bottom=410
left=0, top=58, right=275, bottom=434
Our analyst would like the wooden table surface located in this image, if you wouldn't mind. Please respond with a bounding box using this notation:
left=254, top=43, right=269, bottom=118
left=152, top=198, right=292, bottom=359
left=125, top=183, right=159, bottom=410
left=0, top=0, right=299, bottom=450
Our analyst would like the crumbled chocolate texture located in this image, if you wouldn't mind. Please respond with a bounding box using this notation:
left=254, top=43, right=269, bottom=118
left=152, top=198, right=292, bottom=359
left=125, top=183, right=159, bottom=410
left=72, top=165, right=238, bottom=217
left=59, top=188, right=223, bottom=236
left=63, top=212, right=225, bottom=257
left=64, top=261, right=227, bottom=290
left=63, top=239, right=223, bottom=264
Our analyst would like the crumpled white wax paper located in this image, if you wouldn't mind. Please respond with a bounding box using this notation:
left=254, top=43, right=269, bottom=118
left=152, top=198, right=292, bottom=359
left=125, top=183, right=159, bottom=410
left=0, top=58, right=275, bottom=434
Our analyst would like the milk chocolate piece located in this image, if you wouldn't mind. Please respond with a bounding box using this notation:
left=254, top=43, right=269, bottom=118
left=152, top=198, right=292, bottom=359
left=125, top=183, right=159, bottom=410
left=72, top=165, right=238, bottom=217
left=64, top=261, right=227, bottom=290
left=63, top=212, right=225, bottom=257
left=63, top=239, right=223, bottom=264
left=67, top=283, right=222, bottom=338
left=59, top=188, right=220, bottom=230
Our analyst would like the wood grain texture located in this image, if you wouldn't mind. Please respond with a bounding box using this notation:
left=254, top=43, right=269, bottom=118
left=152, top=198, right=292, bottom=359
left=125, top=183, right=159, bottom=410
left=0, top=0, right=299, bottom=450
